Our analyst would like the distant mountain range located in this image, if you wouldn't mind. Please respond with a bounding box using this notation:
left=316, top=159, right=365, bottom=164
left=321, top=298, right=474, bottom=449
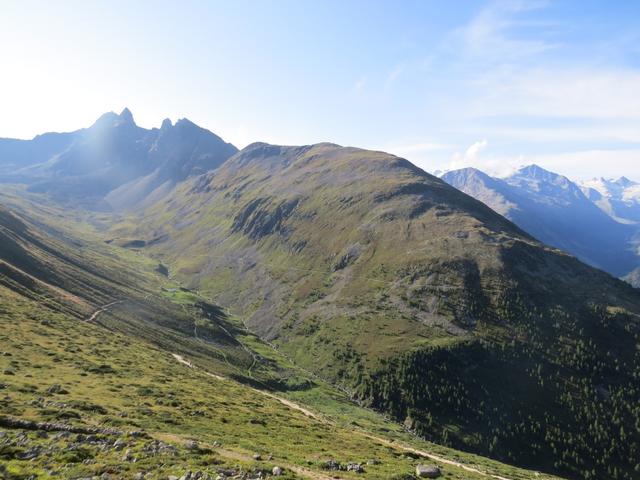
left=0, top=108, right=237, bottom=210
left=2, top=112, right=639, bottom=285
left=442, top=165, right=640, bottom=281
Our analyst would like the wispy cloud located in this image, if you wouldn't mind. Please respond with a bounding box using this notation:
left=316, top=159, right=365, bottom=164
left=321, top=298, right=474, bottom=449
left=384, top=64, right=406, bottom=90
left=453, top=0, right=557, bottom=62
left=425, top=0, right=640, bottom=174
left=469, top=68, right=640, bottom=121
left=353, top=77, right=366, bottom=91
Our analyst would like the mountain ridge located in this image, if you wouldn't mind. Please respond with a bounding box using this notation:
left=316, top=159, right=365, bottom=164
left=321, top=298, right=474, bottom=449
left=0, top=108, right=238, bottom=210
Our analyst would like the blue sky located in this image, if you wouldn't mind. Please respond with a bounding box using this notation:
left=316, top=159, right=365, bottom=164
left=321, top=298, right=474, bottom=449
left=1, top=0, right=639, bottom=179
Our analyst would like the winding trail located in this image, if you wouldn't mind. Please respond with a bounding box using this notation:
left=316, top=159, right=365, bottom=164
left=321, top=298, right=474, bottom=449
left=170, top=353, right=321, bottom=420
left=84, top=300, right=123, bottom=323
left=360, top=432, right=513, bottom=480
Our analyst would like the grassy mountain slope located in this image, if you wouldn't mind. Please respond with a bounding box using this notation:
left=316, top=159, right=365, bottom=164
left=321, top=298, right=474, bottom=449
left=114, top=143, right=640, bottom=479
left=0, top=195, right=560, bottom=480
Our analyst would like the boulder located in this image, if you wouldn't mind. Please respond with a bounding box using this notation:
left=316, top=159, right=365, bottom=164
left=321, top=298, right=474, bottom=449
left=322, top=459, right=341, bottom=470
left=415, top=464, right=441, bottom=478
left=272, top=466, right=283, bottom=476
left=47, top=384, right=68, bottom=394
left=122, top=448, right=134, bottom=462
left=185, top=440, right=199, bottom=450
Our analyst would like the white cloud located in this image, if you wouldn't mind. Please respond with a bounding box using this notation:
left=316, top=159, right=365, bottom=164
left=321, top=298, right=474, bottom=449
left=464, top=139, right=488, bottom=161
left=445, top=140, right=531, bottom=177
left=449, top=139, right=489, bottom=168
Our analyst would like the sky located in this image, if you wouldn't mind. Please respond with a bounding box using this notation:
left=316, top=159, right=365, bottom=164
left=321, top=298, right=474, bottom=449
left=1, top=0, right=639, bottom=180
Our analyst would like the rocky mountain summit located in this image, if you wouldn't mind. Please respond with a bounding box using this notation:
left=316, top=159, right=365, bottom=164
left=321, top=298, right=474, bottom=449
left=0, top=109, right=237, bottom=209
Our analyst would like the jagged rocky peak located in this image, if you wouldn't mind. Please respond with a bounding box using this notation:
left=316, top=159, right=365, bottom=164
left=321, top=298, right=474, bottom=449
left=174, top=117, right=198, bottom=129
left=161, top=118, right=173, bottom=130
left=512, top=164, right=557, bottom=180
left=615, top=176, right=635, bottom=187
left=118, top=107, right=135, bottom=125
left=91, top=111, right=120, bottom=128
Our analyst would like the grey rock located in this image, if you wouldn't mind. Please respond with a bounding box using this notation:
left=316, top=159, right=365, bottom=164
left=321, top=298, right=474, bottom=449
left=347, top=462, right=364, bottom=473
left=415, top=464, right=441, bottom=478
left=122, top=448, right=134, bottom=462
left=272, top=466, right=283, bottom=476
left=47, top=384, right=68, bottom=394
left=185, top=440, right=198, bottom=450
left=323, top=459, right=341, bottom=470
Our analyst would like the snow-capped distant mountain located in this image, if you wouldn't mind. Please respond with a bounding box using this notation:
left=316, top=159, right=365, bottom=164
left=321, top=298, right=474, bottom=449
left=504, top=164, right=588, bottom=206
left=442, top=164, right=640, bottom=279
left=579, top=176, right=640, bottom=224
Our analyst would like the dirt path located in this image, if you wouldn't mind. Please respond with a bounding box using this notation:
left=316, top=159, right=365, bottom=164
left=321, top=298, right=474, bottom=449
left=84, top=300, right=123, bottom=322
left=171, top=353, right=225, bottom=380
left=259, top=391, right=321, bottom=421
left=360, top=432, right=513, bottom=480
left=170, top=352, right=320, bottom=419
